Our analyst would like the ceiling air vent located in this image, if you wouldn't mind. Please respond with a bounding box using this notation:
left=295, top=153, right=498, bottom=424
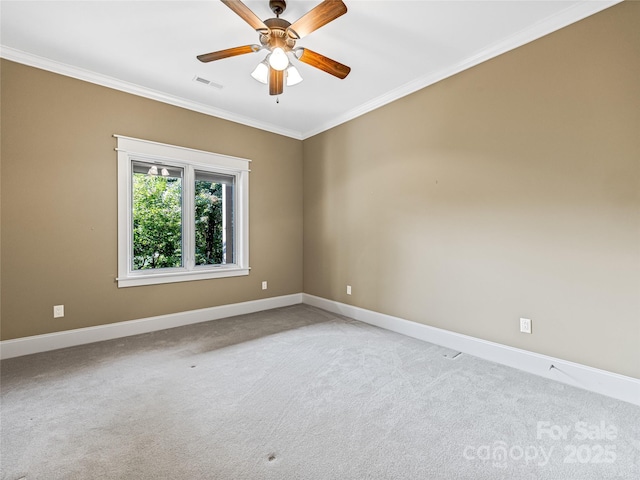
left=192, top=75, right=223, bottom=89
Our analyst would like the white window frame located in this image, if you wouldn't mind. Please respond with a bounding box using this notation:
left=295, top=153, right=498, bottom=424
left=115, top=135, right=250, bottom=288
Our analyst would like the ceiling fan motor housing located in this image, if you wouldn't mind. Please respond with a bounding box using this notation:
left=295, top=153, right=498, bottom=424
left=262, top=17, right=296, bottom=50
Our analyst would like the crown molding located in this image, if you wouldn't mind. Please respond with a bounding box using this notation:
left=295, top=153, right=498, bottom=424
left=301, top=0, right=622, bottom=139
left=0, top=46, right=303, bottom=140
left=0, top=0, right=621, bottom=141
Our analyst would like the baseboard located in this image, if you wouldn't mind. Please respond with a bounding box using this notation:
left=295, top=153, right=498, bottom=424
left=0, top=293, right=303, bottom=360
left=3, top=292, right=637, bottom=406
left=302, top=294, right=640, bottom=407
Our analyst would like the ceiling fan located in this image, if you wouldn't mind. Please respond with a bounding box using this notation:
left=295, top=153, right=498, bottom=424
left=197, top=0, right=351, bottom=96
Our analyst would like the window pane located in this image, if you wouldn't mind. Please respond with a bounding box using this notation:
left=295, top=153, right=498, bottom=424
left=195, top=171, right=235, bottom=266
left=132, top=162, right=183, bottom=270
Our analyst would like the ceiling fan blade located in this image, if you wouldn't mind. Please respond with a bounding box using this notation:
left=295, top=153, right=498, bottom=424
left=297, top=48, right=351, bottom=79
left=269, top=68, right=284, bottom=96
left=221, top=0, right=270, bottom=34
left=287, top=0, right=347, bottom=39
left=197, top=45, right=260, bottom=63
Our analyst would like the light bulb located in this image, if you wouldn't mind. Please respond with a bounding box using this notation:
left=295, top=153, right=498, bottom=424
left=268, top=47, right=289, bottom=71
left=251, top=61, right=268, bottom=84
left=286, top=65, right=303, bottom=86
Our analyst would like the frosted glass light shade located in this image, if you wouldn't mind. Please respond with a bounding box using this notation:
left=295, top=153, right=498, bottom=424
left=251, top=61, right=269, bottom=84
left=268, top=47, right=289, bottom=71
left=286, top=65, right=303, bottom=86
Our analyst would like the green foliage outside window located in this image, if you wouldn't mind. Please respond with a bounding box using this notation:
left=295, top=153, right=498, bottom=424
left=132, top=172, right=227, bottom=270
left=195, top=181, right=224, bottom=265
left=132, top=174, right=182, bottom=270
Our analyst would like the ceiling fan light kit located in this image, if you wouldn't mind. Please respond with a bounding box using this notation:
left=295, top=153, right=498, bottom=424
left=198, top=0, right=351, bottom=97
left=250, top=57, right=302, bottom=86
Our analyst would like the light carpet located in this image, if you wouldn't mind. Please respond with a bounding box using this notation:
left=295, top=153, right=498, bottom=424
left=1, top=304, right=638, bottom=479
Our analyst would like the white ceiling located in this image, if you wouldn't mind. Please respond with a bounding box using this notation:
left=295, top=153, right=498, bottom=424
left=0, top=0, right=620, bottom=139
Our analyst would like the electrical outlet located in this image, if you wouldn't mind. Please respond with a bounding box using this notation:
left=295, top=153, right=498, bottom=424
left=346, top=285, right=352, bottom=295
left=262, top=281, right=268, bottom=290
left=53, top=305, right=65, bottom=318
left=520, top=317, right=532, bottom=334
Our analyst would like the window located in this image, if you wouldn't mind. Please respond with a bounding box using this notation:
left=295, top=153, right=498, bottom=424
left=116, top=135, right=249, bottom=287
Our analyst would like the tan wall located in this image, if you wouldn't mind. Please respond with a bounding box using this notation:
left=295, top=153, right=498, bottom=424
left=2, top=3, right=638, bottom=379
left=303, top=2, right=640, bottom=378
left=1, top=60, right=303, bottom=340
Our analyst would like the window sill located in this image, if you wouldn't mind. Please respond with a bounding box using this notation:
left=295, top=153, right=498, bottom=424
left=117, top=266, right=250, bottom=288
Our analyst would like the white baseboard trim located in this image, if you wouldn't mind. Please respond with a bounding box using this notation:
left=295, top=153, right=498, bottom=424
left=0, top=293, right=303, bottom=360
left=302, top=294, right=640, bottom=406
left=3, top=292, right=637, bottom=406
